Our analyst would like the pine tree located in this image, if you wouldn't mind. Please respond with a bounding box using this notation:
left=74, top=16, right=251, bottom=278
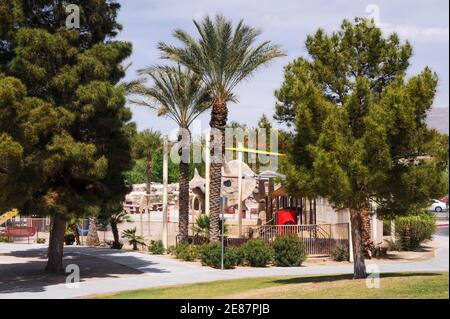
left=275, top=18, right=449, bottom=278
left=0, top=0, right=134, bottom=272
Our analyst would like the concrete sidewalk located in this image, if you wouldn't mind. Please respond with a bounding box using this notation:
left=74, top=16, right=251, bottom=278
left=0, top=235, right=448, bottom=299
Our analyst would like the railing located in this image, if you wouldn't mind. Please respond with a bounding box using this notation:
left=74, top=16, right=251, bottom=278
left=255, top=223, right=349, bottom=256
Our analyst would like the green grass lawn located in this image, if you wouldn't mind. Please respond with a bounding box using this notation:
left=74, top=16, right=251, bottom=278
left=95, top=272, right=449, bottom=299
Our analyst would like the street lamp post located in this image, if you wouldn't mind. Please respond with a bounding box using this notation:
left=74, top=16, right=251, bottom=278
left=220, top=196, right=227, bottom=270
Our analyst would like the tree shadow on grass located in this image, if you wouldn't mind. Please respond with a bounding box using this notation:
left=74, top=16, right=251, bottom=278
left=0, top=246, right=170, bottom=294
left=271, top=272, right=443, bottom=286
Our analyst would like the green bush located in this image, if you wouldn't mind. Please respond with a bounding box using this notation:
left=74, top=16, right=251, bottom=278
left=272, top=234, right=307, bottom=266
left=228, top=246, right=245, bottom=266
left=0, top=236, right=9, bottom=243
left=175, top=243, right=198, bottom=261
left=148, top=240, right=165, bottom=255
left=331, top=244, right=349, bottom=261
left=199, top=242, right=238, bottom=269
left=394, top=213, right=436, bottom=251
left=241, top=239, right=273, bottom=267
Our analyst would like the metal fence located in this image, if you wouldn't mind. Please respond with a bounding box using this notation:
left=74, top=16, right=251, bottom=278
left=254, top=223, right=350, bottom=256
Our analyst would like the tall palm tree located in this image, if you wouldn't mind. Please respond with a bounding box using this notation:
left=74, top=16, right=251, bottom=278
left=131, top=129, right=162, bottom=212
left=129, top=66, right=211, bottom=243
left=158, top=14, right=285, bottom=241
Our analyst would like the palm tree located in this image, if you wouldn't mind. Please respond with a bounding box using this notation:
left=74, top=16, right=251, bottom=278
left=110, top=210, right=133, bottom=249
left=158, top=14, right=285, bottom=241
left=129, top=66, right=211, bottom=243
left=121, top=227, right=145, bottom=251
left=131, top=129, right=162, bottom=212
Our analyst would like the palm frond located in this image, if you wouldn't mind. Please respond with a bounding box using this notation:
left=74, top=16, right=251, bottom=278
left=158, top=14, right=286, bottom=102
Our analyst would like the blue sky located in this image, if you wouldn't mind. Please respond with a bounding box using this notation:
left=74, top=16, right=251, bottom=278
left=116, top=0, right=449, bottom=134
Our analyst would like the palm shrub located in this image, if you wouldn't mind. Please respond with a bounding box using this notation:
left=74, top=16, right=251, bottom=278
left=272, top=234, right=307, bottom=266
left=192, top=215, right=228, bottom=238
left=394, top=213, right=436, bottom=250
left=199, top=242, right=238, bottom=269
left=110, top=210, right=133, bottom=249
left=241, top=239, right=273, bottom=267
left=148, top=240, right=165, bottom=255
left=121, top=228, right=146, bottom=251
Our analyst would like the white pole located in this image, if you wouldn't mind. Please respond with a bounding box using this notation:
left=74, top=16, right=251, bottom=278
left=348, top=212, right=354, bottom=262
left=372, top=213, right=378, bottom=245
left=237, top=142, right=243, bottom=238
left=205, top=133, right=210, bottom=216
left=162, top=136, right=169, bottom=248
left=147, top=205, right=151, bottom=240
left=390, top=220, right=396, bottom=242
left=140, top=205, right=143, bottom=237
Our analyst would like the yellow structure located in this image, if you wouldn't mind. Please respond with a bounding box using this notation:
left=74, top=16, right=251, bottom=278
left=0, top=209, right=19, bottom=226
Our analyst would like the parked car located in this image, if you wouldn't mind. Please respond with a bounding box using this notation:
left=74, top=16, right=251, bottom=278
left=430, top=199, right=448, bottom=212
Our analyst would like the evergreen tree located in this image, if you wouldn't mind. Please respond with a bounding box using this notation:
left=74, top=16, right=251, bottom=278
left=0, top=0, right=134, bottom=272
left=275, top=18, right=449, bottom=278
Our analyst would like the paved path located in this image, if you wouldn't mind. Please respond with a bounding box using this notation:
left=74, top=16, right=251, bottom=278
left=0, top=234, right=448, bottom=299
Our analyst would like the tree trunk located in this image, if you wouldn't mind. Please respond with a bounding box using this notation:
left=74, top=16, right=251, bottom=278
left=45, top=215, right=66, bottom=273
left=86, top=216, right=100, bottom=246
left=360, top=206, right=373, bottom=259
left=350, top=208, right=367, bottom=279
left=179, top=161, right=190, bottom=243
left=111, top=221, right=121, bottom=249
left=209, top=99, right=228, bottom=242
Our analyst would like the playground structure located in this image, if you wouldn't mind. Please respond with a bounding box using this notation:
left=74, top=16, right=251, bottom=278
left=0, top=136, right=383, bottom=258
left=1, top=215, right=50, bottom=243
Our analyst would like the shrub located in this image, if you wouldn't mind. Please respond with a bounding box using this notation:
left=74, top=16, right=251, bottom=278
left=64, top=234, right=75, bottom=245
left=0, top=236, right=9, bottom=243
left=166, top=245, right=176, bottom=255
left=227, top=246, right=245, bottom=266
left=148, top=240, right=165, bottom=255
left=394, top=213, right=436, bottom=251
left=331, top=244, right=349, bottom=261
left=272, top=234, right=307, bottom=266
left=36, top=238, right=46, bottom=244
left=386, top=239, right=402, bottom=252
left=199, top=242, right=237, bottom=269
left=241, top=239, right=273, bottom=267
left=175, top=243, right=198, bottom=261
